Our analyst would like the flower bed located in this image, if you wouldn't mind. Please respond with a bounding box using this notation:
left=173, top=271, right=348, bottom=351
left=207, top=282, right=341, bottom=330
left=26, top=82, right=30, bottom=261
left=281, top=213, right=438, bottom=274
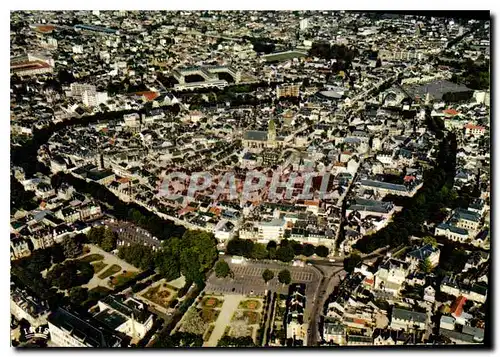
left=238, top=299, right=261, bottom=310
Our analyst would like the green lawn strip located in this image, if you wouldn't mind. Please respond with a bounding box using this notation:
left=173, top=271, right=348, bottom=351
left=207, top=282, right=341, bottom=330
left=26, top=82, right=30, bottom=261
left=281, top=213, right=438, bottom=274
left=110, top=271, right=138, bottom=287
left=98, top=264, right=121, bottom=279
left=79, top=254, right=104, bottom=263
left=92, top=261, right=107, bottom=274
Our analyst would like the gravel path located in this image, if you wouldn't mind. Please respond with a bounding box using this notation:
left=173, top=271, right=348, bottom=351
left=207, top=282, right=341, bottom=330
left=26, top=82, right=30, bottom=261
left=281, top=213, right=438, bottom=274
left=204, top=294, right=245, bottom=347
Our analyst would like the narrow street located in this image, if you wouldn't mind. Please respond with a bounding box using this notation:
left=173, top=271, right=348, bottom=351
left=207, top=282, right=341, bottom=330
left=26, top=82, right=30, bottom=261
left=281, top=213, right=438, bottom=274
left=306, top=265, right=345, bottom=346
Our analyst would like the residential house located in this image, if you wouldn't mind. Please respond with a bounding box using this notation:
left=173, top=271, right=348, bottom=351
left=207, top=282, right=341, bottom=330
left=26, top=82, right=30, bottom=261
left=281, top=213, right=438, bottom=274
left=286, top=284, right=307, bottom=343
left=390, top=307, right=427, bottom=331
left=323, top=319, right=346, bottom=345
left=10, top=285, right=50, bottom=327
left=405, top=244, right=440, bottom=271
left=374, top=259, right=410, bottom=297
left=423, top=285, right=436, bottom=303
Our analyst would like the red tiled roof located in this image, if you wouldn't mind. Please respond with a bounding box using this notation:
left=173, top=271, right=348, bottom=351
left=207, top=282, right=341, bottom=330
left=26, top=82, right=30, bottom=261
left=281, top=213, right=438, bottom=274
left=132, top=91, right=159, bottom=101
left=209, top=207, right=221, bottom=215
left=304, top=200, right=320, bottom=207
left=34, top=25, right=55, bottom=33
left=443, top=109, right=459, bottom=116
left=450, top=295, right=467, bottom=317
left=464, top=123, right=485, bottom=130
left=117, top=177, right=130, bottom=184
left=11, top=60, right=51, bottom=72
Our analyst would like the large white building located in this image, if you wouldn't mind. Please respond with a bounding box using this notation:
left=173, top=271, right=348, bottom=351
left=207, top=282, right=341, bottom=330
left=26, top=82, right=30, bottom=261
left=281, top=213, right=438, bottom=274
left=70, top=83, right=96, bottom=97
left=48, top=308, right=124, bottom=347
left=83, top=91, right=109, bottom=108
left=94, top=295, right=154, bottom=342
left=373, top=259, right=409, bottom=297
left=299, top=18, right=309, bottom=31
left=434, top=223, right=469, bottom=243
left=256, top=218, right=287, bottom=242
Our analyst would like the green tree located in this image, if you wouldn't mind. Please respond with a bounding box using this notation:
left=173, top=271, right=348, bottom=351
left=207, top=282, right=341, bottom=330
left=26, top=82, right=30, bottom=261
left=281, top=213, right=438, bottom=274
left=251, top=243, right=268, bottom=260
left=217, top=335, right=255, bottom=347
left=87, top=226, right=105, bottom=245
left=61, top=236, right=82, bottom=259
left=50, top=243, right=65, bottom=264
left=46, top=261, right=93, bottom=290
left=101, top=228, right=117, bottom=252
left=180, top=248, right=204, bottom=285
left=156, top=238, right=181, bottom=281
left=214, top=260, right=231, bottom=278
left=153, top=332, right=203, bottom=347
left=182, top=230, right=218, bottom=271
left=423, top=236, right=438, bottom=248
left=420, top=257, right=433, bottom=273
left=315, top=245, right=329, bottom=257
left=278, top=269, right=292, bottom=285
left=118, top=244, right=155, bottom=270
left=227, top=238, right=254, bottom=257
left=266, top=241, right=277, bottom=250
left=178, top=230, right=218, bottom=285
left=276, top=245, right=295, bottom=262
left=262, top=269, right=274, bottom=283
left=69, top=286, right=88, bottom=305
left=302, top=244, right=315, bottom=257
left=343, top=250, right=362, bottom=273
left=291, top=241, right=303, bottom=256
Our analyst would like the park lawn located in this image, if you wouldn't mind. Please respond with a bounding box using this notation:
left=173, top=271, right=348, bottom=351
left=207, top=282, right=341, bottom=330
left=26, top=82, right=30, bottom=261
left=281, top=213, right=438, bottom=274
left=109, top=271, right=138, bottom=287
left=79, top=254, right=104, bottom=263
left=199, top=308, right=220, bottom=323
left=230, top=326, right=253, bottom=338
left=243, top=311, right=260, bottom=325
left=201, top=296, right=223, bottom=308
left=204, top=324, right=215, bottom=342
left=231, top=311, right=260, bottom=325
left=98, top=264, right=121, bottom=279
left=238, top=299, right=261, bottom=310
left=92, top=261, right=107, bottom=274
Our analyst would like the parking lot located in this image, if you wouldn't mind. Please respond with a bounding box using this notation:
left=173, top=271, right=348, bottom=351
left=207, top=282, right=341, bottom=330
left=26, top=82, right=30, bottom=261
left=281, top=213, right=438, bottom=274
left=231, top=265, right=315, bottom=282
left=205, top=259, right=322, bottom=318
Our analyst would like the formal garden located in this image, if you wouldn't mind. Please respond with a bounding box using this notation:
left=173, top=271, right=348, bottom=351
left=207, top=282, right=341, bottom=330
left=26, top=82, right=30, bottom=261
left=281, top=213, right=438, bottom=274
left=200, top=296, right=224, bottom=309
left=141, top=281, right=180, bottom=310
left=109, top=271, right=138, bottom=287
left=238, top=299, right=261, bottom=310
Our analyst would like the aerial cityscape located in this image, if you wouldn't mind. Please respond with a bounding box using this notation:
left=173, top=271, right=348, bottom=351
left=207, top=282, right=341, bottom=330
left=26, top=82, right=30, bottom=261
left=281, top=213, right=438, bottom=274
left=10, top=10, right=491, bottom=348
